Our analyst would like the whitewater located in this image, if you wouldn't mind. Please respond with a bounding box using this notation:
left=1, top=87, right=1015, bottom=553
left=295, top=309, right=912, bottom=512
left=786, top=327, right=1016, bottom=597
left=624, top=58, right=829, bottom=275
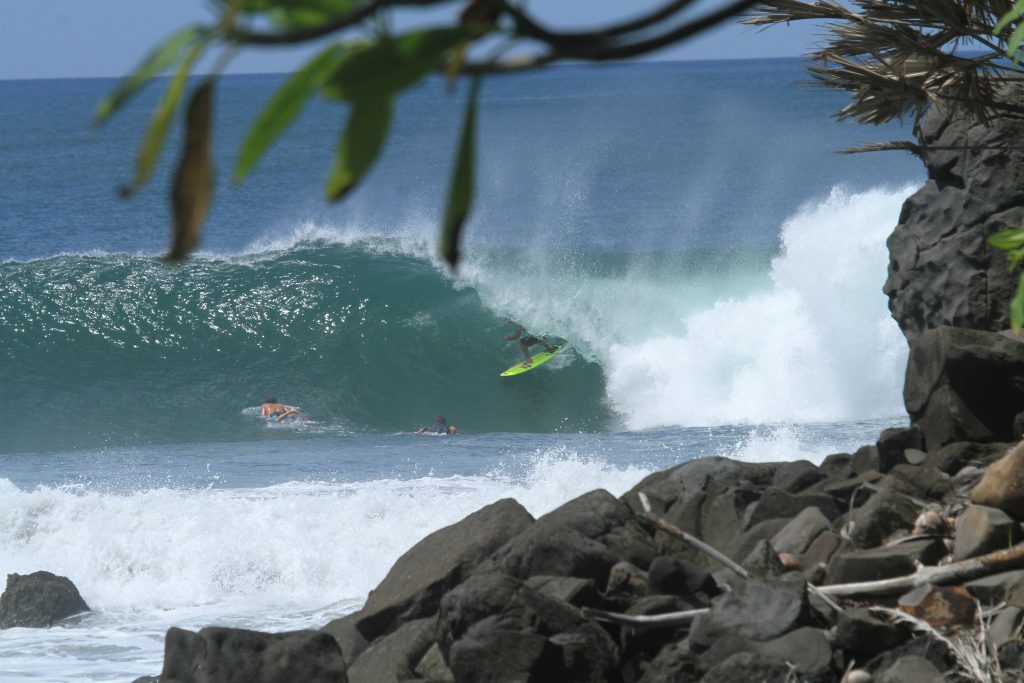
left=0, top=58, right=923, bottom=680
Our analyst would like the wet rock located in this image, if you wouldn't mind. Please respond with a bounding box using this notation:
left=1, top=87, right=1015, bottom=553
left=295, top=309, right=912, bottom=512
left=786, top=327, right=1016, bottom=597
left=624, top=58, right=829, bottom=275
left=744, top=487, right=841, bottom=528
left=824, top=539, right=947, bottom=585
left=320, top=611, right=368, bottom=668
left=903, top=327, right=1024, bottom=450
left=923, top=441, right=1013, bottom=474
left=0, top=571, right=90, bottom=629
left=160, top=627, right=347, bottom=683
left=897, top=584, right=977, bottom=629
left=953, top=504, right=1022, bottom=560
left=356, top=498, right=533, bottom=640
left=772, top=460, right=824, bottom=494
left=436, top=573, right=618, bottom=683
left=623, top=457, right=776, bottom=516
left=834, top=608, right=909, bottom=658
left=689, top=574, right=819, bottom=649
left=347, top=617, right=434, bottom=683
left=876, top=426, right=922, bottom=473
left=849, top=488, right=920, bottom=548
left=771, top=507, right=832, bottom=556
left=972, top=441, right=1024, bottom=518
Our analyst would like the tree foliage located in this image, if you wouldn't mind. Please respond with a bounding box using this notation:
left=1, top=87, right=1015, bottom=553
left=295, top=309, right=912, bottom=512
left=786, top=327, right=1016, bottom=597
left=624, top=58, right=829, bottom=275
left=95, top=0, right=766, bottom=267
left=748, top=0, right=1024, bottom=330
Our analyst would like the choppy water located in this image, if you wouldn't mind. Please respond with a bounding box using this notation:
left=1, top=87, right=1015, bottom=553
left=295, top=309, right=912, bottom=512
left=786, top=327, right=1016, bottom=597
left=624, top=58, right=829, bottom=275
left=0, top=57, right=921, bottom=681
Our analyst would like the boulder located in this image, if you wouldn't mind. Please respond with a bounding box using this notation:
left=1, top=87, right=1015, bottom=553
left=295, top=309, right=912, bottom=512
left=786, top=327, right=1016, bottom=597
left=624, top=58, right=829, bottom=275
left=606, top=561, right=648, bottom=597
left=436, top=573, right=618, bottom=683
left=622, top=457, right=776, bottom=516
left=876, top=655, right=945, bottom=683
left=744, top=487, right=841, bottom=528
left=727, top=517, right=790, bottom=565
left=923, top=441, right=1013, bottom=474
left=972, top=441, right=1024, bottom=519
left=818, top=453, right=853, bottom=481
left=849, top=489, right=920, bottom=548
left=903, top=327, right=1024, bottom=450
left=320, top=611, right=368, bottom=668
left=771, top=460, right=824, bottom=494
left=876, top=426, right=922, bottom=473
left=689, top=574, right=820, bottom=649
left=877, top=465, right=952, bottom=502
left=524, top=575, right=600, bottom=608
left=851, top=445, right=882, bottom=475
left=771, top=507, right=832, bottom=556
left=883, top=98, right=1024, bottom=343
left=799, top=531, right=842, bottom=576
left=636, top=640, right=696, bottom=683
left=953, top=504, right=1022, bottom=560
left=346, top=618, right=434, bottom=683
left=964, top=570, right=1024, bottom=604
left=700, top=652, right=794, bottom=683
left=160, top=627, right=347, bottom=683
left=356, top=498, right=533, bottom=640
left=414, top=643, right=453, bottom=682
left=645, top=556, right=718, bottom=600
left=824, top=539, right=947, bottom=585
left=834, top=608, right=909, bottom=658
left=0, top=571, right=90, bottom=628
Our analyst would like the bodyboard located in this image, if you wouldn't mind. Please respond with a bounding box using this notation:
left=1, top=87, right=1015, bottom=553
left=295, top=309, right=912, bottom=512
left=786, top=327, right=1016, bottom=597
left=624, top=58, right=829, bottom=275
left=500, top=345, right=567, bottom=377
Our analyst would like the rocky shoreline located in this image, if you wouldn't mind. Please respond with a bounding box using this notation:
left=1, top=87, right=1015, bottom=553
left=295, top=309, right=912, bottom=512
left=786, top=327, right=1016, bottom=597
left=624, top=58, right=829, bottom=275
left=5, top=325, right=1023, bottom=682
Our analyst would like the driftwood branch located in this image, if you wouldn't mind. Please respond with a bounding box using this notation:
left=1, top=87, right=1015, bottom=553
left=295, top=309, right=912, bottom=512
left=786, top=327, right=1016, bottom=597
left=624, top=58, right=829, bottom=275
left=582, top=605, right=708, bottom=628
left=819, top=543, right=1024, bottom=598
left=638, top=491, right=749, bottom=579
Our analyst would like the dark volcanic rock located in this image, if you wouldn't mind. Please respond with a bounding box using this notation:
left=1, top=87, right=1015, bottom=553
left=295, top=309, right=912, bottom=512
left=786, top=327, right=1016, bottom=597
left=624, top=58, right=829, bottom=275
left=876, top=426, right=922, bottom=473
left=700, top=652, right=793, bottom=683
left=346, top=617, right=434, bottom=683
left=0, top=571, right=90, bottom=628
left=883, top=99, right=1024, bottom=343
left=356, top=497, right=533, bottom=640
left=903, top=327, right=1024, bottom=450
left=622, top=457, right=777, bottom=516
left=524, top=575, right=600, bottom=608
left=923, top=441, right=1013, bottom=474
left=849, top=488, right=920, bottom=548
left=818, top=453, right=853, bottom=481
left=689, top=574, right=819, bottom=649
left=770, top=507, right=832, bottom=556
left=320, top=611, right=368, bottom=668
left=771, top=460, right=824, bottom=494
left=481, top=489, right=656, bottom=587
left=160, top=626, right=347, bottom=683
left=835, top=607, right=909, bottom=658
left=436, top=573, right=618, bottom=683
left=645, top=556, right=717, bottom=599
left=744, top=487, right=841, bottom=528
left=972, top=441, right=1024, bottom=518
left=877, top=655, right=945, bottom=683
left=877, top=464, right=952, bottom=502
left=953, top=504, right=1022, bottom=560
left=825, top=539, right=947, bottom=585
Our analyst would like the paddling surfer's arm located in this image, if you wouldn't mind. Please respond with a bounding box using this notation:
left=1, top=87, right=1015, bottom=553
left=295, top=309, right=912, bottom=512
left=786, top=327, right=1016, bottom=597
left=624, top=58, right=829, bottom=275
left=503, top=328, right=522, bottom=341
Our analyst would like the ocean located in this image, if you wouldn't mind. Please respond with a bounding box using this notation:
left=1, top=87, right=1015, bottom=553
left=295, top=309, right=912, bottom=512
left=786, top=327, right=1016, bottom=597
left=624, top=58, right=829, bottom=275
left=1, top=58, right=922, bottom=680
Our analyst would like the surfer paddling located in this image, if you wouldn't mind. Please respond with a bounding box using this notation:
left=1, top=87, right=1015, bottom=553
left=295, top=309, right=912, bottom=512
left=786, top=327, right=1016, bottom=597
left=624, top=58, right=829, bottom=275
left=503, top=321, right=557, bottom=366
left=417, top=416, right=457, bottom=435
left=260, top=396, right=303, bottom=422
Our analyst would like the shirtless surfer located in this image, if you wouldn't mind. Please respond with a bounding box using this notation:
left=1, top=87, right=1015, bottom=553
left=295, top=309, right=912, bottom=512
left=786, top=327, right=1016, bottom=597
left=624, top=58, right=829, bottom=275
left=503, top=321, right=556, bottom=365
left=260, top=396, right=302, bottom=422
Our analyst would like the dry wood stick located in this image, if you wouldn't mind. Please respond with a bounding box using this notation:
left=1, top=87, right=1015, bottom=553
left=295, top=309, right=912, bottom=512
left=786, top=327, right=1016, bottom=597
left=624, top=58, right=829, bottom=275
left=582, top=605, right=708, bottom=627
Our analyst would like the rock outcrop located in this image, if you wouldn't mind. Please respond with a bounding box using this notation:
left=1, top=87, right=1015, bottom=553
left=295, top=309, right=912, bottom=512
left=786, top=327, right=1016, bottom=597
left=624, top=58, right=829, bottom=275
left=884, top=99, right=1024, bottom=342
left=0, top=571, right=90, bottom=628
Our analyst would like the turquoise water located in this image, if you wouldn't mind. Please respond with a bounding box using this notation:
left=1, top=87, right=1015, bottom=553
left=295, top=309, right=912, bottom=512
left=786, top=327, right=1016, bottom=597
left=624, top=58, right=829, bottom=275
left=0, top=58, right=921, bottom=680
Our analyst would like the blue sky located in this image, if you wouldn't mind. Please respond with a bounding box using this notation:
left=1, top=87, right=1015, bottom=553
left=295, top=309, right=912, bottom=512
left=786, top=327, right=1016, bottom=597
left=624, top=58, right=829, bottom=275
left=1, top=1, right=824, bottom=80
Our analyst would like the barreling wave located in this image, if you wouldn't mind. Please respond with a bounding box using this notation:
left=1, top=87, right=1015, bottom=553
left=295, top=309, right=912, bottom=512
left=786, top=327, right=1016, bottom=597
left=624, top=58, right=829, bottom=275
left=1, top=184, right=913, bottom=452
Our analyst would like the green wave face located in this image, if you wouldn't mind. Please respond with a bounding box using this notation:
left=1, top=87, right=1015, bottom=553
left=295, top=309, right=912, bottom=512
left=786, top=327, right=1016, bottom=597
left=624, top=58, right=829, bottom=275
left=1, top=245, right=612, bottom=452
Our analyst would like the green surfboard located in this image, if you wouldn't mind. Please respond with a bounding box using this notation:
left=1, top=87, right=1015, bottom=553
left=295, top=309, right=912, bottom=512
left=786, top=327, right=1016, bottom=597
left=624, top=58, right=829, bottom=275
left=500, top=345, right=568, bottom=377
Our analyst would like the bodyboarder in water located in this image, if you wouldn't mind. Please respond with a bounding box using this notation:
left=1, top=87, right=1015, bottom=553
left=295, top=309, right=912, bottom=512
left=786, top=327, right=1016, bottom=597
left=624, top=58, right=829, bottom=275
left=260, top=396, right=304, bottom=423
left=503, top=320, right=557, bottom=366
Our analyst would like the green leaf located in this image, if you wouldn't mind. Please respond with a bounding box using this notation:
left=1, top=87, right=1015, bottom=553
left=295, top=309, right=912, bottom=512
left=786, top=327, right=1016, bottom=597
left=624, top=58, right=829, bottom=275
left=325, top=97, right=393, bottom=201
left=996, top=1, right=1024, bottom=36
left=1012, top=273, right=1024, bottom=333
left=235, top=44, right=347, bottom=183
left=122, top=44, right=205, bottom=196
left=988, top=228, right=1024, bottom=251
left=323, top=27, right=468, bottom=102
left=1011, top=21, right=1024, bottom=63
left=1009, top=246, right=1024, bottom=272
left=170, top=79, right=216, bottom=261
left=439, top=78, right=481, bottom=269
left=95, top=26, right=203, bottom=125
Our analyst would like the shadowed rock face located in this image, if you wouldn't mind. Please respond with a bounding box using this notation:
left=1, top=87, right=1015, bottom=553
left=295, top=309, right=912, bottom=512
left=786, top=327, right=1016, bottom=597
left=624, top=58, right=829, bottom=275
left=884, top=96, right=1024, bottom=343
left=0, top=571, right=90, bottom=629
